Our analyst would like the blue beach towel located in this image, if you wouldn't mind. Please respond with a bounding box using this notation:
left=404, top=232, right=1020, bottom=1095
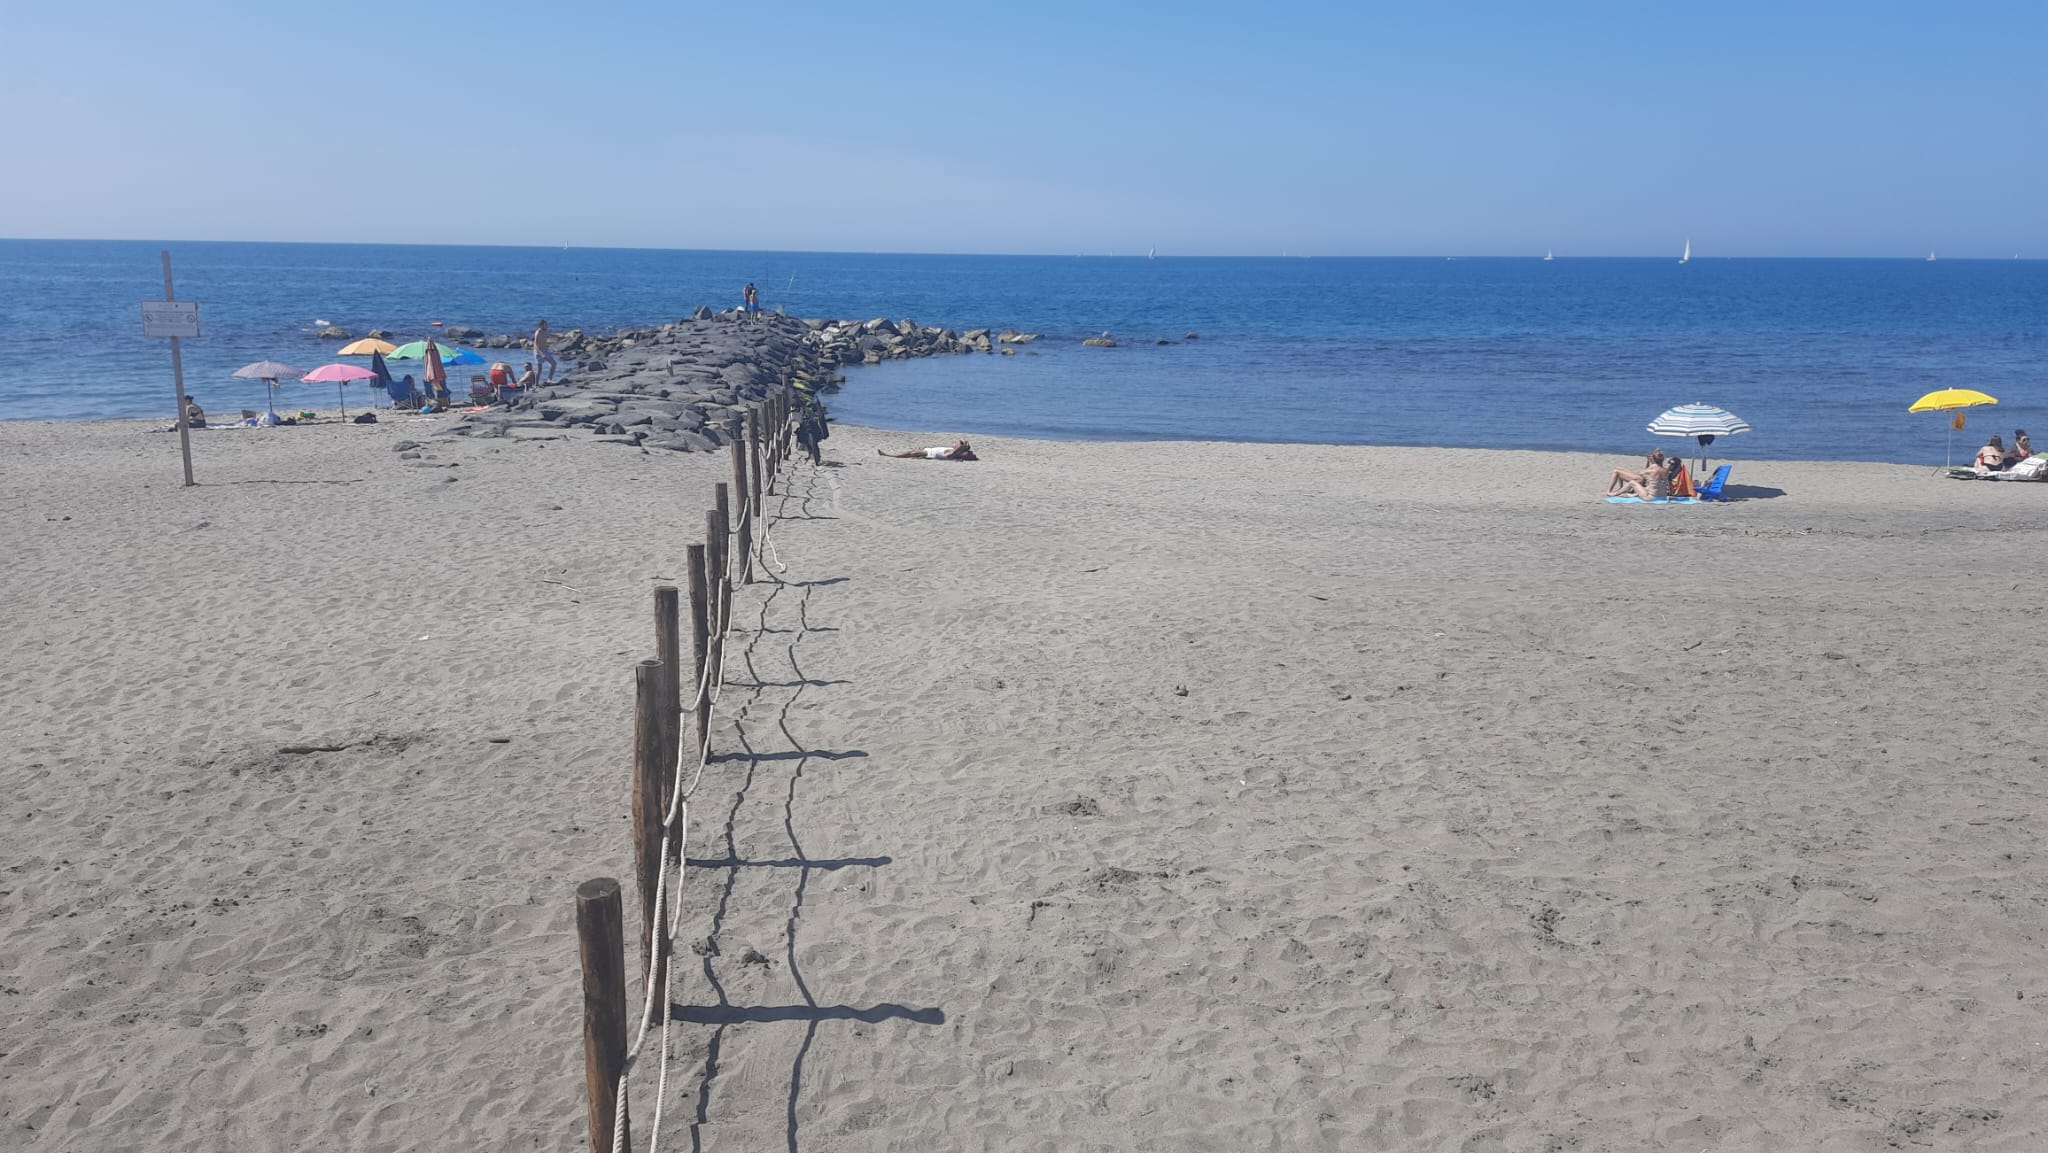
left=1605, top=496, right=1701, bottom=504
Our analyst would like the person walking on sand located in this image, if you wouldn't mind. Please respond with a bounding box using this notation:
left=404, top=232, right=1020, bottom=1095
left=534, top=319, right=558, bottom=381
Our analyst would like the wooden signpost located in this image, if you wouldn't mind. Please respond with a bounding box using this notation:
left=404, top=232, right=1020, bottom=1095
left=140, top=251, right=200, bottom=487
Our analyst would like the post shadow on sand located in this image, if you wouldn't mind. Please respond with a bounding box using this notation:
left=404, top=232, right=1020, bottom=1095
left=686, top=466, right=942, bottom=1153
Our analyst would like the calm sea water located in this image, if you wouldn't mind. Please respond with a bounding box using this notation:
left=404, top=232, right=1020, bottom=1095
left=3, top=239, right=2041, bottom=463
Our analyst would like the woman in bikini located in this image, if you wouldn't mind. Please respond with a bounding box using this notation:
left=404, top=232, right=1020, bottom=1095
left=1604, top=450, right=1665, bottom=496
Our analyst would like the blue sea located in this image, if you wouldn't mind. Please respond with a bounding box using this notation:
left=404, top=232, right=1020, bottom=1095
left=3, top=239, right=2041, bottom=463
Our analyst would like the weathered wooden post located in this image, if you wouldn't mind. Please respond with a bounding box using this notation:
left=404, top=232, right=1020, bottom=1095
left=729, top=417, right=754, bottom=585
left=686, top=544, right=710, bottom=767
left=748, top=406, right=764, bottom=519
left=631, top=660, right=668, bottom=995
left=712, top=483, right=730, bottom=611
left=576, top=877, right=630, bottom=1153
left=653, top=585, right=681, bottom=822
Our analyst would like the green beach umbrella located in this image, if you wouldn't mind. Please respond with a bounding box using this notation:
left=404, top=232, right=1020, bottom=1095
left=387, top=340, right=461, bottom=360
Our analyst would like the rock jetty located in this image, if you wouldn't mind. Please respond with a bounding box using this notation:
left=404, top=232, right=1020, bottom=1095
left=447, top=310, right=1037, bottom=453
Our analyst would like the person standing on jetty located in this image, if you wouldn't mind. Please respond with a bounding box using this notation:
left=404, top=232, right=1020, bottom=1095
left=742, top=282, right=759, bottom=315
left=533, top=319, right=558, bottom=381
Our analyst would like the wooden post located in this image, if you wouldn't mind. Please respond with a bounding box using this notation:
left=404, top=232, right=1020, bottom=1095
left=709, top=489, right=730, bottom=701
left=748, top=406, right=764, bottom=519
left=631, top=660, right=668, bottom=996
left=687, top=544, right=710, bottom=766
left=161, top=252, right=196, bottom=488
left=577, top=877, right=630, bottom=1153
left=712, top=483, right=730, bottom=607
left=730, top=418, right=753, bottom=585
left=653, top=585, right=681, bottom=826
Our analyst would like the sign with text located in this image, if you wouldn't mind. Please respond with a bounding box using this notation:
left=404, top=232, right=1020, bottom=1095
left=141, top=300, right=200, bottom=338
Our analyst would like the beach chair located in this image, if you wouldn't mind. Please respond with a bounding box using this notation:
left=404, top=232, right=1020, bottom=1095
left=1696, top=464, right=1733, bottom=501
left=387, top=375, right=421, bottom=410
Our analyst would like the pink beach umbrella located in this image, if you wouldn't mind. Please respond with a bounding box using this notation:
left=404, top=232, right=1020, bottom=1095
left=300, top=363, right=378, bottom=417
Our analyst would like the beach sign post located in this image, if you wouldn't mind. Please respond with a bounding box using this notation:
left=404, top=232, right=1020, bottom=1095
left=141, top=251, right=200, bottom=487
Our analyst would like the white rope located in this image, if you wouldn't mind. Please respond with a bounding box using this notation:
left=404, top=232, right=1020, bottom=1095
left=610, top=449, right=813, bottom=1153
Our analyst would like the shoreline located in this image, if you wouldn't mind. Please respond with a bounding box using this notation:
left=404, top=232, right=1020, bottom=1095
left=17, top=410, right=2041, bottom=485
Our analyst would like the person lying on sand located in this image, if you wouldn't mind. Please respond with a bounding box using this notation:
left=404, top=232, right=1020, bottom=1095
left=879, top=440, right=978, bottom=461
left=1604, top=450, right=1663, bottom=495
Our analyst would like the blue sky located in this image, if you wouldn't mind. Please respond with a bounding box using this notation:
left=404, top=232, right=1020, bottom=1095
left=3, top=1, right=2041, bottom=256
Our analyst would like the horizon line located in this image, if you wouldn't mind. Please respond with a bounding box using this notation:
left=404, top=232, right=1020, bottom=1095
left=0, top=236, right=2035, bottom=261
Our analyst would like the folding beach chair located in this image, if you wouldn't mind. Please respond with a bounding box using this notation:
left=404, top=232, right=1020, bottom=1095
left=1696, top=464, right=1733, bottom=501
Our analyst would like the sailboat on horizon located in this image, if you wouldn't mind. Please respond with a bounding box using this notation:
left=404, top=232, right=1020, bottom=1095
left=1926, top=250, right=1937, bottom=262
left=1544, top=249, right=1554, bottom=261
left=1679, top=238, right=1691, bottom=264
left=1147, top=246, right=1157, bottom=260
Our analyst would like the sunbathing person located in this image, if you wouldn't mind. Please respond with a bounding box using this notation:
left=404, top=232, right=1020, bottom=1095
left=2011, top=430, right=2031, bottom=461
left=1604, top=450, right=1664, bottom=495
left=1621, top=460, right=1671, bottom=500
left=1975, top=434, right=2008, bottom=474
left=880, top=439, right=978, bottom=460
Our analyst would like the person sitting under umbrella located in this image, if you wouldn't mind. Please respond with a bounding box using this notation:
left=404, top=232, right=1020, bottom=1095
left=1975, top=434, right=2009, bottom=474
left=1603, top=450, right=1665, bottom=496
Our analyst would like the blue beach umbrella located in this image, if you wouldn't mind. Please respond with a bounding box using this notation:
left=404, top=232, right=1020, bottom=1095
left=369, top=349, right=395, bottom=407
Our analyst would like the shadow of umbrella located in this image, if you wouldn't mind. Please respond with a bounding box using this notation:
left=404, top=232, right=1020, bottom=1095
left=300, top=363, right=378, bottom=417
left=232, top=360, right=305, bottom=420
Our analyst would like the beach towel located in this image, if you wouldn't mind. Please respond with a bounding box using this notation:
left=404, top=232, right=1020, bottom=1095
left=1605, top=496, right=1701, bottom=504
left=1670, top=465, right=1696, bottom=499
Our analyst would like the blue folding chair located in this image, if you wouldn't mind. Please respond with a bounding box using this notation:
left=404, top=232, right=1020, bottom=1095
left=1697, top=464, right=1733, bottom=501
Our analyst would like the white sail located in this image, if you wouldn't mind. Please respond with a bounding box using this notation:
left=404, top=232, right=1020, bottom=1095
left=1680, top=239, right=1691, bottom=264
left=1544, top=249, right=1554, bottom=261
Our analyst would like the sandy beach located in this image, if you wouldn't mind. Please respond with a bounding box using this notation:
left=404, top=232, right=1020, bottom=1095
left=3, top=413, right=2046, bottom=1152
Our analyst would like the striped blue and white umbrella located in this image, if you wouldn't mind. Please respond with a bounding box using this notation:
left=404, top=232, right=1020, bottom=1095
left=1647, top=402, right=1751, bottom=473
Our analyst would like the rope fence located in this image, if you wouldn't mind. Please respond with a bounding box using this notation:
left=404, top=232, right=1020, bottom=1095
left=577, top=384, right=801, bottom=1153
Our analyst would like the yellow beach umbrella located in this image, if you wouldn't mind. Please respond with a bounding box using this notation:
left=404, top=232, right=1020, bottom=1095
left=337, top=337, right=398, bottom=356
left=1908, top=388, right=1998, bottom=413
left=1908, top=389, right=1997, bottom=469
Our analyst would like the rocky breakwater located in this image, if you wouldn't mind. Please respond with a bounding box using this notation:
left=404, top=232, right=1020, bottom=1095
left=446, top=310, right=1033, bottom=453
